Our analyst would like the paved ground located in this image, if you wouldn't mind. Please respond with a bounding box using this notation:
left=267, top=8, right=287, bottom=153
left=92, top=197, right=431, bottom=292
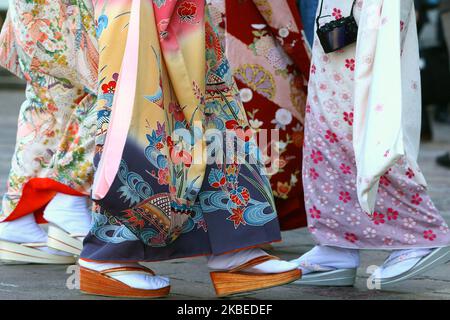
left=0, top=88, right=450, bottom=300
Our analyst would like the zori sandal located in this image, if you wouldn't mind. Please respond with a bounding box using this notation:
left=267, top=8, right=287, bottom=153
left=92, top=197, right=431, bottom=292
left=210, top=255, right=302, bottom=297
left=293, top=268, right=357, bottom=287
left=46, top=224, right=85, bottom=256
left=375, top=246, right=450, bottom=288
left=80, top=266, right=171, bottom=299
left=0, top=240, right=76, bottom=264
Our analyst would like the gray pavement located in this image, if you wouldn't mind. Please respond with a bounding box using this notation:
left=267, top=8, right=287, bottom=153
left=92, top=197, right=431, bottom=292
left=0, top=89, right=450, bottom=300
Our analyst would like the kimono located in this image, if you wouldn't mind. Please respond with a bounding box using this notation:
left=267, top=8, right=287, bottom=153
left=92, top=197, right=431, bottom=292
left=303, top=0, right=450, bottom=249
left=0, top=1, right=97, bottom=223
left=208, top=0, right=311, bottom=230
left=80, top=0, right=281, bottom=262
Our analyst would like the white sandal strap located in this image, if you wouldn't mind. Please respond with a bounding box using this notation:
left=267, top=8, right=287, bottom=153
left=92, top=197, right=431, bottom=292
left=383, top=250, right=431, bottom=269
left=47, top=225, right=84, bottom=256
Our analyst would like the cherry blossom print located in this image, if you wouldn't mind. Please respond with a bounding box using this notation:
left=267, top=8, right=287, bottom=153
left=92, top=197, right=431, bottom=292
left=322, top=182, right=334, bottom=194
left=411, top=193, right=423, bottom=206
left=423, top=230, right=437, bottom=241
left=440, top=223, right=450, bottom=234
left=425, top=213, right=437, bottom=224
left=363, top=227, right=377, bottom=239
left=325, top=218, right=339, bottom=229
left=406, top=168, right=415, bottom=179
left=325, top=130, right=339, bottom=143
left=339, top=191, right=351, bottom=203
left=309, top=206, right=322, bottom=219
left=372, top=212, right=385, bottom=225
left=404, top=234, right=417, bottom=244
left=383, top=237, right=394, bottom=246
left=305, top=103, right=311, bottom=113
left=332, top=205, right=345, bottom=216
left=333, top=72, right=343, bottom=84
left=343, top=111, right=354, bottom=126
left=340, top=163, right=352, bottom=175
left=308, top=226, right=318, bottom=234
left=326, top=232, right=338, bottom=242
left=319, top=82, right=328, bottom=91
left=403, top=217, right=417, bottom=229
left=347, top=213, right=361, bottom=226
left=318, top=196, right=329, bottom=206
left=345, top=59, right=355, bottom=71
left=345, top=232, right=358, bottom=243
left=379, top=175, right=391, bottom=187
left=310, top=150, right=324, bottom=164
left=387, top=208, right=399, bottom=221
left=325, top=169, right=339, bottom=182
left=302, top=0, right=450, bottom=250
left=332, top=8, right=343, bottom=19
left=340, top=91, right=351, bottom=102
left=309, top=168, right=319, bottom=180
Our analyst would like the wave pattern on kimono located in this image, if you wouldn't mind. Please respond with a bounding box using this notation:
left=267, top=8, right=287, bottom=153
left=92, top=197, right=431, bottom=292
left=208, top=0, right=311, bottom=230
left=303, top=0, right=450, bottom=249
left=0, top=0, right=98, bottom=223
left=81, top=0, right=281, bottom=262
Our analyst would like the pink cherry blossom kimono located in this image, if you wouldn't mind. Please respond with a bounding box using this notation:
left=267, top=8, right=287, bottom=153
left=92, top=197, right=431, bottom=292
left=303, top=0, right=450, bottom=249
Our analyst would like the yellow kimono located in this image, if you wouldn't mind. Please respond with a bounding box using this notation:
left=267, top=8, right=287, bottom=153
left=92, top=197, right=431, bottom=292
left=82, top=0, right=281, bottom=261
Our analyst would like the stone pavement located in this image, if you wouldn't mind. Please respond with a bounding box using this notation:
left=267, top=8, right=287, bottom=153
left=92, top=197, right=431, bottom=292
left=0, top=89, right=450, bottom=300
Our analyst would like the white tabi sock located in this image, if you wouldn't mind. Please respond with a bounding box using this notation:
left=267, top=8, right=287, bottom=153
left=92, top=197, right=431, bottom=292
left=0, top=214, right=71, bottom=255
left=43, top=193, right=92, bottom=236
left=78, top=259, right=170, bottom=290
left=374, top=248, right=433, bottom=279
left=207, top=248, right=298, bottom=273
left=290, top=245, right=360, bottom=275
left=0, top=214, right=47, bottom=244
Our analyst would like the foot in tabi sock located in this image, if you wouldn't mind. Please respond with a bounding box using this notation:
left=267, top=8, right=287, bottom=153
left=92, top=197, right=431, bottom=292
left=207, top=248, right=298, bottom=273
left=290, top=245, right=360, bottom=287
left=0, top=214, right=48, bottom=245
left=0, top=214, right=76, bottom=264
left=78, top=259, right=171, bottom=298
left=374, top=249, right=432, bottom=279
left=43, top=193, right=92, bottom=256
left=291, top=245, right=360, bottom=274
left=207, top=248, right=301, bottom=297
left=371, top=247, right=450, bottom=287
left=43, top=193, right=92, bottom=236
left=78, top=259, right=170, bottom=289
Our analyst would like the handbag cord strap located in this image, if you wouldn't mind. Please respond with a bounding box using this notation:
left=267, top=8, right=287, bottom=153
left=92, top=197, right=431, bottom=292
left=316, top=0, right=357, bottom=29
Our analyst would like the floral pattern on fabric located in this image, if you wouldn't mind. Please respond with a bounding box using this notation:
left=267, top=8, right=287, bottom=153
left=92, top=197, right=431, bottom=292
left=303, top=0, right=450, bottom=249
left=208, top=0, right=311, bottom=230
left=81, top=0, right=281, bottom=261
left=0, top=0, right=98, bottom=221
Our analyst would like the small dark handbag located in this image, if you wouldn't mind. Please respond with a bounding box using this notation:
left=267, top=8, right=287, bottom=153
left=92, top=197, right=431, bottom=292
left=316, top=0, right=358, bottom=53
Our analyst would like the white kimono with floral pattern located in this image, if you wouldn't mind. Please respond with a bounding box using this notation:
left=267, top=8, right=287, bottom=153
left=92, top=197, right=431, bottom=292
left=303, top=0, right=450, bottom=249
